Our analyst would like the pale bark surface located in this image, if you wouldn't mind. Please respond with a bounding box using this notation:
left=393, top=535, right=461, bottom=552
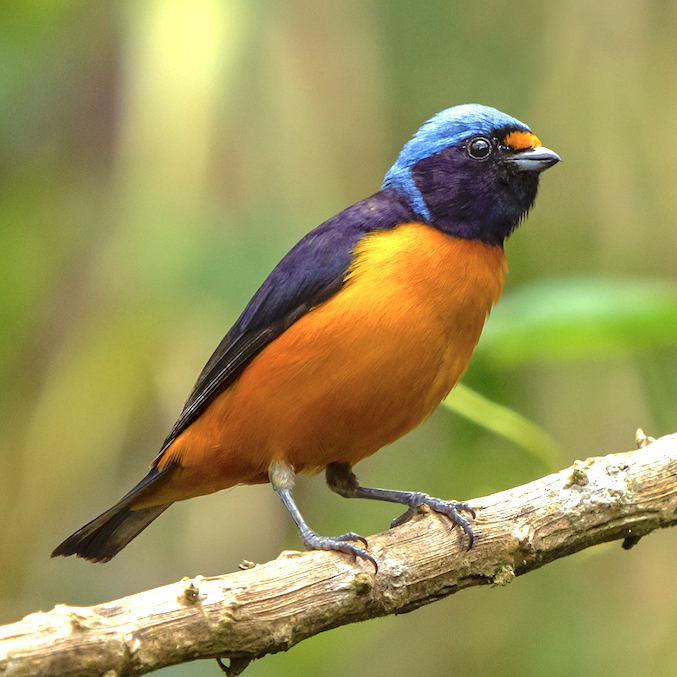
left=1, top=431, right=676, bottom=677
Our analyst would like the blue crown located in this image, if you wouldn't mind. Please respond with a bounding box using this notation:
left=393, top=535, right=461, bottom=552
left=382, top=104, right=530, bottom=220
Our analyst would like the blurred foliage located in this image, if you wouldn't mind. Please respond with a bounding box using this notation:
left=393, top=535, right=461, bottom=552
left=480, top=277, right=677, bottom=365
left=443, top=384, right=561, bottom=471
left=2, top=0, right=677, bottom=676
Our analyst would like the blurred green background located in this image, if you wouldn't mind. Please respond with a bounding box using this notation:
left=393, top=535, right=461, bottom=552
left=3, top=0, right=677, bottom=675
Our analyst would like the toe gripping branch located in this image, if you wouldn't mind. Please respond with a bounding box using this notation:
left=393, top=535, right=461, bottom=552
left=269, top=461, right=378, bottom=570
left=326, top=462, right=476, bottom=549
left=269, top=460, right=475, bottom=572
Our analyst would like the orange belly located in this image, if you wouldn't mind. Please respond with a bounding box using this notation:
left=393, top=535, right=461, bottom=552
left=144, top=223, right=506, bottom=505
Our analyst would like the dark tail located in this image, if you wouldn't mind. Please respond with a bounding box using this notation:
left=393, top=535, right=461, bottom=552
left=51, top=467, right=173, bottom=563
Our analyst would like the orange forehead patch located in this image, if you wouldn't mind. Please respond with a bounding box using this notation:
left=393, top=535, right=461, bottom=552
left=503, top=131, right=542, bottom=151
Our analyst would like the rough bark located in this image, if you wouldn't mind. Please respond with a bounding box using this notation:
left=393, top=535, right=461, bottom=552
left=1, top=431, right=676, bottom=677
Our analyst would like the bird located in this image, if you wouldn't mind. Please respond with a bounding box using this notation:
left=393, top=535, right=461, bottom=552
left=52, top=104, right=560, bottom=568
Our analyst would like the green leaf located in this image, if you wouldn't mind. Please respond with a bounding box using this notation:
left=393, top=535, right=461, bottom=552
left=442, top=383, right=561, bottom=470
left=477, top=277, right=677, bottom=367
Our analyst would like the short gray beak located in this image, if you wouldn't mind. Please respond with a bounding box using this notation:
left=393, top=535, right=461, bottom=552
left=506, top=146, right=562, bottom=172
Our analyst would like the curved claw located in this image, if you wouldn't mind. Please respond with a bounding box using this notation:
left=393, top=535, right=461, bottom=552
left=390, top=507, right=417, bottom=529
left=331, top=531, right=369, bottom=547
left=425, top=498, right=475, bottom=550
left=302, top=531, right=378, bottom=572
left=390, top=495, right=476, bottom=550
left=453, top=501, right=476, bottom=520
left=450, top=510, right=474, bottom=550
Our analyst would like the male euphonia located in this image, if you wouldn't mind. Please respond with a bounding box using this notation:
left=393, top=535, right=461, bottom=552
left=52, top=104, right=560, bottom=568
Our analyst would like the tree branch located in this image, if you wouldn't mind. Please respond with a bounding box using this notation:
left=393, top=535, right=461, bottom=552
left=2, top=431, right=677, bottom=677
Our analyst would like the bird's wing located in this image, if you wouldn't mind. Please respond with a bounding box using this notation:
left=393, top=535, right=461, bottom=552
left=155, top=198, right=396, bottom=458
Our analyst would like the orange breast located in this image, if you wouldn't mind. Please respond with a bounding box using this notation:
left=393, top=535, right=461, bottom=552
left=148, top=223, right=506, bottom=505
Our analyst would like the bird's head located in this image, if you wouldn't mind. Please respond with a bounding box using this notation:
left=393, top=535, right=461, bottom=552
left=382, top=104, right=561, bottom=245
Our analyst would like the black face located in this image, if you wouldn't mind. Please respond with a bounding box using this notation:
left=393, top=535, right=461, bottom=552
left=410, top=129, right=542, bottom=246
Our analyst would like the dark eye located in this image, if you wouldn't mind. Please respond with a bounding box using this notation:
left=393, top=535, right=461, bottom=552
left=467, top=136, right=492, bottom=160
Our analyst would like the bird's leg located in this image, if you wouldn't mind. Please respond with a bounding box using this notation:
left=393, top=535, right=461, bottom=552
left=326, top=462, right=476, bottom=549
left=269, top=461, right=377, bottom=568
